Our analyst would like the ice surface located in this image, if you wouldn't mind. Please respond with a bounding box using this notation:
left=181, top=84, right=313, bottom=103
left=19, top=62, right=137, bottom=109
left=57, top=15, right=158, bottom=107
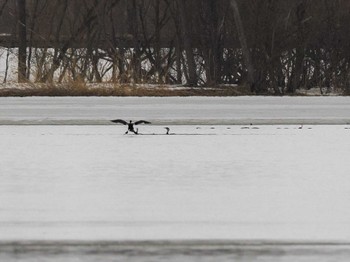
left=0, top=125, right=349, bottom=242
left=1, top=97, right=350, bottom=261
left=1, top=96, right=350, bottom=125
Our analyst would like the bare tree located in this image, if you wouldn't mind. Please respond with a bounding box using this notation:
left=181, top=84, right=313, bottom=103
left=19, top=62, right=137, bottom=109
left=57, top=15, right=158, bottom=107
left=228, top=0, right=256, bottom=92
left=176, top=0, right=198, bottom=86
left=17, top=0, right=27, bottom=82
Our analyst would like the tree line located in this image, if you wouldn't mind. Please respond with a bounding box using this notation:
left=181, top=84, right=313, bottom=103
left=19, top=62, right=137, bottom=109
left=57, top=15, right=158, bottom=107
left=1, top=0, right=350, bottom=94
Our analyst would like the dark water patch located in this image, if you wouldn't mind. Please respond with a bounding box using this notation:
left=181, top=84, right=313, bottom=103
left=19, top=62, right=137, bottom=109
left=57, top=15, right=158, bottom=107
left=1, top=241, right=350, bottom=262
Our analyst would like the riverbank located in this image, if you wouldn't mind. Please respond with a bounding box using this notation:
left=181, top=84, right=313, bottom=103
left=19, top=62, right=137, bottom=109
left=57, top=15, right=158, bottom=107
left=0, top=83, right=250, bottom=97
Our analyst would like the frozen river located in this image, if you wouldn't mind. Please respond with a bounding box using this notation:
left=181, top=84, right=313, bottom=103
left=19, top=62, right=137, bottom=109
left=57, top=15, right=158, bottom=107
left=1, top=96, right=350, bottom=125
left=1, top=97, right=350, bottom=261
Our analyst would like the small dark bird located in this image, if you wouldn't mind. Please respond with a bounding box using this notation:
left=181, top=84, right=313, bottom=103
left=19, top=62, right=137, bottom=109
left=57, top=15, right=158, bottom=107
left=165, top=127, right=170, bottom=135
left=111, top=119, right=151, bottom=134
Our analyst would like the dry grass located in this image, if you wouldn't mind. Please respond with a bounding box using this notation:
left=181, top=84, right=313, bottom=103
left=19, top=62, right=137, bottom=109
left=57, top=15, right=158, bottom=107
left=0, top=82, right=252, bottom=97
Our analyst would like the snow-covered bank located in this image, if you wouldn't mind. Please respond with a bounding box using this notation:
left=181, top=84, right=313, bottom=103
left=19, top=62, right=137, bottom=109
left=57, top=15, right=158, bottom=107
left=1, top=96, right=350, bottom=125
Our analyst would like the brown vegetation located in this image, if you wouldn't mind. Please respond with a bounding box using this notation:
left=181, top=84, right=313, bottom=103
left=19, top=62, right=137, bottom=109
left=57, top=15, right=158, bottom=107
left=0, top=82, right=251, bottom=97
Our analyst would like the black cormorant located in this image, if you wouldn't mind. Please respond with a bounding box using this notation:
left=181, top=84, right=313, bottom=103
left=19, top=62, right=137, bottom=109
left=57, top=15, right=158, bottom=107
left=111, top=119, right=151, bottom=134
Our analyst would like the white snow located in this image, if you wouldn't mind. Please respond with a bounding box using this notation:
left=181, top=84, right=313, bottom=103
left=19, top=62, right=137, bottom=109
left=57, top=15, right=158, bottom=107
left=0, top=124, right=350, bottom=242
left=0, top=97, right=350, bottom=243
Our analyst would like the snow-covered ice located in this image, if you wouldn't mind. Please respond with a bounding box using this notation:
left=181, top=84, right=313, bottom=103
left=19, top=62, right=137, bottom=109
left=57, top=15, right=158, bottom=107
left=1, top=97, right=350, bottom=261
left=0, top=124, right=349, bottom=242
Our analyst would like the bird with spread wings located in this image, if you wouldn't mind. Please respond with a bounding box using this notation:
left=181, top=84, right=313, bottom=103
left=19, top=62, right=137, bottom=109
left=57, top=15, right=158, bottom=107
left=110, top=119, right=151, bottom=134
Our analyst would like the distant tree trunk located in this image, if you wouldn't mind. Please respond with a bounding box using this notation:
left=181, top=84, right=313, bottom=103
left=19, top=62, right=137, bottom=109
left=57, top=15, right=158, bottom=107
left=167, top=0, right=183, bottom=84
left=26, top=0, right=40, bottom=80
left=228, top=0, right=256, bottom=92
left=128, top=0, right=142, bottom=83
left=0, top=0, right=9, bottom=18
left=175, top=40, right=183, bottom=84
left=177, top=0, right=197, bottom=86
left=17, top=0, right=27, bottom=82
left=203, top=0, right=223, bottom=86
left=287, top=48, right=304, bottom=93
left=286, top=1, right=307, bottom=94
left=3, top=48, right=10, bottom=83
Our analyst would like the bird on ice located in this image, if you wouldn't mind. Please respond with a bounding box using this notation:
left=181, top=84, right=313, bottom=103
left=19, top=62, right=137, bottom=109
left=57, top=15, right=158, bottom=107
left=110, top=119, right=151, bottom=134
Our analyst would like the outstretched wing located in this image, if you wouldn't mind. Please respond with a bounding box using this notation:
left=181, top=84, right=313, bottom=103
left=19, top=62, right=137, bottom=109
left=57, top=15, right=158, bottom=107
left=110, top=119, right=128, bottom=125
left=135, top=120, right=151, bottom=125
